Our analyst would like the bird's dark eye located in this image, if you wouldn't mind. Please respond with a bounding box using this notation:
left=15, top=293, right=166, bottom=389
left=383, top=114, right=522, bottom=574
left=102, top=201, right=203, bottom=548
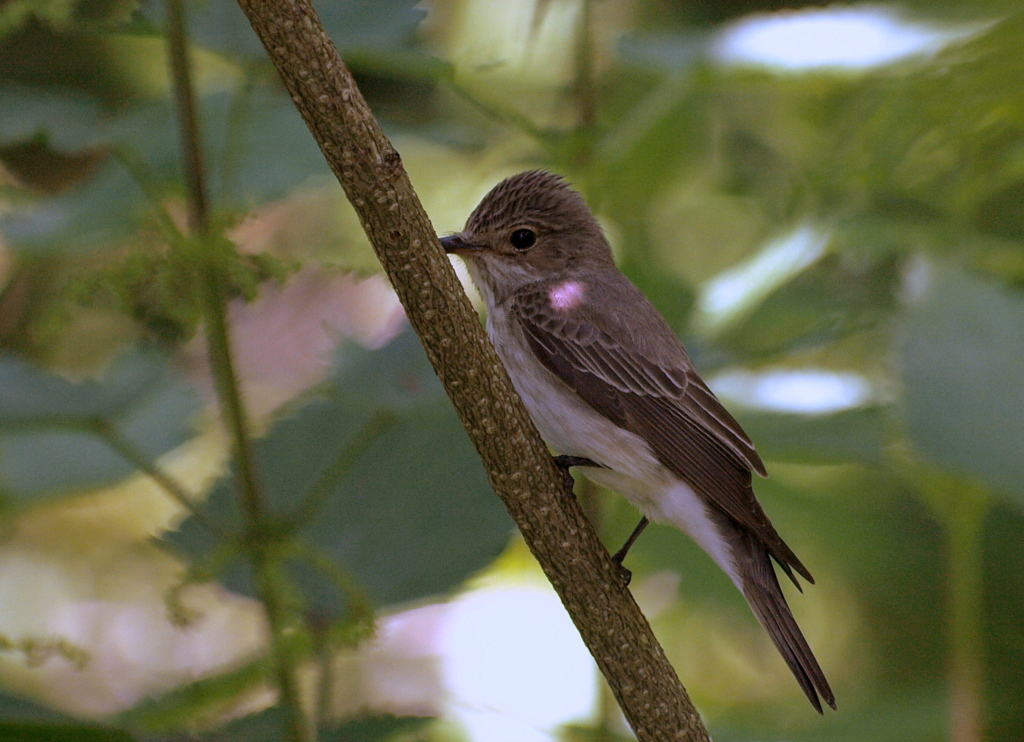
left=509, top=228, right=536, bottom=251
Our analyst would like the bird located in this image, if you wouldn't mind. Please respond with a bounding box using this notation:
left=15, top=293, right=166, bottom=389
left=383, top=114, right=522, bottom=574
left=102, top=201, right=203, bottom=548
left=439, top=169, right=835, bottom=712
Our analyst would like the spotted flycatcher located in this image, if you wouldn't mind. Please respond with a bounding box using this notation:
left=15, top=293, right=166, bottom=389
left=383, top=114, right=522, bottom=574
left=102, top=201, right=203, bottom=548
left=440, top=170, right=835, bottom=712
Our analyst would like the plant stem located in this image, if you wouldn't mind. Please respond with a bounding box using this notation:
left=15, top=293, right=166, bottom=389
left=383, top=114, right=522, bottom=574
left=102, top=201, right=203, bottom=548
left=166, top=0, right=208, bottom=236
left=573, top=0, right=596, bottom=160
left=94, top=419, right=224, bottom=535
left=912, top=467, right=988, bottom=742
left=447, top=78, right=553, bottom=146
left=165, top=1, right=314, bottom=739
left=947, top=488, right=986, bottom=742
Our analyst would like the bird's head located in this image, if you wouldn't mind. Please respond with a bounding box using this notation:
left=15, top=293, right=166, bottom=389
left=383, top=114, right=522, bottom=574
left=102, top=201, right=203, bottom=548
left=440, top=170, right=614, bottom=305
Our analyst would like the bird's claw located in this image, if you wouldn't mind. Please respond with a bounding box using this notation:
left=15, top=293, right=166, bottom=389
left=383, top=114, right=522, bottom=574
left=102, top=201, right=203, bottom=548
left=552, top=455, right=600, bottom=494
left=553, top=455, right=601, bottom=469
left=551, top=455, right=632, bottom=586
left=611, top=556, right=633, bottom=586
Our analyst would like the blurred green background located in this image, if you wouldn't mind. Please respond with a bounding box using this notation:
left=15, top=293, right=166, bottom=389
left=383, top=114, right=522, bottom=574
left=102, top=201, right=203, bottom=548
left=1, top=0, right=1023, bottom=740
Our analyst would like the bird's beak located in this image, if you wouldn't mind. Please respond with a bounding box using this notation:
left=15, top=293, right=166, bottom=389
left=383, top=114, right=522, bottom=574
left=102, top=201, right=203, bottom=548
left=439, top=234, right=478, bottom=254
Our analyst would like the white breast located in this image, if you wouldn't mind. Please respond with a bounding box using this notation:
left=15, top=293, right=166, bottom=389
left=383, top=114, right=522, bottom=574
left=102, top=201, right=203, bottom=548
left=485, top=308, right=740, bottom=586
left=486, top=308, right=661, bottom=483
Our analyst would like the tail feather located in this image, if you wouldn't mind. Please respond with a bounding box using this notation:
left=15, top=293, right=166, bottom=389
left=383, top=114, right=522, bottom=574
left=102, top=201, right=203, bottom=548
left=737, top=531, right=836, bottom=713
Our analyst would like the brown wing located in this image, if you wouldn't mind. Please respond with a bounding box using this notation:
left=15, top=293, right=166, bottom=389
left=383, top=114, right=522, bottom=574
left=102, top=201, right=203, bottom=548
left=513, top=280, right=812, bottom=584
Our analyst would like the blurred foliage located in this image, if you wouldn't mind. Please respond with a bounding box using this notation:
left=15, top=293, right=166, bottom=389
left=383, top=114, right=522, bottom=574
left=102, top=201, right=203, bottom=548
left=175, top=707, right=428, bottom=742
left=0, top=347, right=199, bottom=503
left=1, top=0, right=1023, bottom=741
left=166, top=331, right=511, bottom=619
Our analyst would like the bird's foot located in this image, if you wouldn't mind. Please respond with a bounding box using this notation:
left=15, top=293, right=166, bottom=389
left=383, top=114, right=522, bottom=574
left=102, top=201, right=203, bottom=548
left=609, top=516, right=650, bottom=588
left=611, top=557, right=633, bottom=586
left=551, top=456, right=632, bottom=585
left=552, top=455, right=601, bottom=494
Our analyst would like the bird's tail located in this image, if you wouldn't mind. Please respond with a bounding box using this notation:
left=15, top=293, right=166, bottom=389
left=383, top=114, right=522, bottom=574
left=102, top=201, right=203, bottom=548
left=736, top=530, right=836, bottom=713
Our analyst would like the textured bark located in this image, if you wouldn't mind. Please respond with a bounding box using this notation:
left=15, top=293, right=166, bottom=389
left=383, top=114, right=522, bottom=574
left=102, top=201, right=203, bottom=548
left=233, top=1, right=712, bottom=739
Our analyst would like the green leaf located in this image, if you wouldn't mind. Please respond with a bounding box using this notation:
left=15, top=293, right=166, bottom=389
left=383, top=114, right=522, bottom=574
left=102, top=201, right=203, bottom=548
left=323, top=714, right=428, bottom=742
left=0, top=85, right=103, bottom=150
left=716, top=253, right=901, bottom=361
left=712, top=687, right=947, bottom=742
left=104, top=91, right=335, bottom=212
left=200, top=90, right=333, bottom=207
left=112, top=655, right=270, bottom=734
left=592, top=73, right=705, bottom=215
left=136, top=0, right=426, bottom=62
left=739, top=406, right=889, bottom=466
left=618, top=31, right=709, bottom=72
left=898, top=261, right=1024, bottom=507
left=976, top=178, right=1024, bottom=242
left=617, top=227, right=697, bottom=334
left=820, top=15, right=1024, bottom=223
left=1, top=89, right=333, bottom=255
left=0, top=348, right=200, bottom=502
left=205, top=707, right=427, bottom=742
left=0, top=690, right=137, bottom=742
left=0, top=22, right=139, bottom=107
left=166, top=330, right=512, bottom=614
left=0, top=159, right=145, bottom=256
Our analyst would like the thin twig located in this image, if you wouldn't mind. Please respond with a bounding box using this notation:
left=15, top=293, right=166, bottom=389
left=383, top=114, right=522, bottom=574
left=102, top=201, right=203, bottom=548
left=218, top=64, right=260, bottom=203
left=166, top=0, right=209, bottom=236
left=288, top=410, right=396, bottom=529
left=165, top=1, right=314, bottom=739
left=948, top=492, right=986, bottom=742
left=92, top=419, right=226, bottom=535
left=108, top=144, right=182, bottom=241
left=909, top=465, right=989, bottom=742
left=447, top=78, right=556, bottom=148
left=573, top=0, right=597, bottom=149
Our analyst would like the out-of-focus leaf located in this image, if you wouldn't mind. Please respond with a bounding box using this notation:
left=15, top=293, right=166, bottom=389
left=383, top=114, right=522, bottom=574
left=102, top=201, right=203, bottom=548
left=323, top=714, right=428, bottom=742
left=976, top=179, right=1024, bottom=242
left=0, top=22, right=140, bottom=107
left=717, top=253, right=901, bottom=361
left=112, top=655, right=270, bottom=734
left=166, top=330, right=511, bottom=614
left=0, top=85, right=103, bottom=150
left=104, top=91, right=334, bottom=211
left=0, top=0, right=429, bottom=255
left=618, top=228, right=697, bottom=334
left=318, top=0, right=426, bottom=54
left=0, top=348, right=200, bottom=501
left=618, top=31, right=709, bottom=71
left=0, top=139, right=109, bottom=195
left=0, top=690, right=136, bottom=741
left=205, top=707, right=427, bottom=742
left=201, top=90, right=332, bottom=206
left=739, top=406, right=888, bottom=466
left=0, top=0, right=78, bottom=39
left=2, top=89, right=333, bottom=255
left=592, top=73, right=705, bottom=214
left=712, top=687, right=947, bottom=742
left=136, top=0, right=425, bottom=62
left=898, top=261, right=1024, bottom=507
left=821, top=16, right=1024, bottom=223
left=985, top=503, right=1024, bottom=740
left=0, top=0, right=136, bottom=37
left=0, top=160, right=144, bottom=255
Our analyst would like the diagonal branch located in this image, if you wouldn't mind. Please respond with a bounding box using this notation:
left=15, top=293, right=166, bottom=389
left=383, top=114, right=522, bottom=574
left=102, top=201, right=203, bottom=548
left=232, top=1, right=711, bottom=739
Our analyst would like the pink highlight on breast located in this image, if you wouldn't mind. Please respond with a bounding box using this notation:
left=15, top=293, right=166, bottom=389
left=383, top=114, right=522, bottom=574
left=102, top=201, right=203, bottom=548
left=549, top=281, right=585, bottom=311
